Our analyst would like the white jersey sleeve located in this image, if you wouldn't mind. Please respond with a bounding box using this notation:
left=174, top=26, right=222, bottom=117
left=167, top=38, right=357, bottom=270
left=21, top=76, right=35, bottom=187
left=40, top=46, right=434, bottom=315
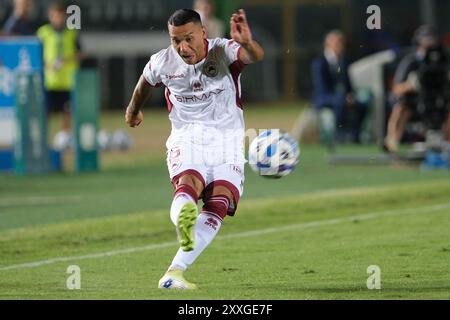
left=142, top=51, right=165, bottom=87
left=216, top=38, right=243, bottom=66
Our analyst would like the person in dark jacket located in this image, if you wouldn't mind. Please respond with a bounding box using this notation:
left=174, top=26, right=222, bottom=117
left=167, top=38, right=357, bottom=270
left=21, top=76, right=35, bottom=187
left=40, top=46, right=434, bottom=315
left=311, top=30, right=367, bottom=143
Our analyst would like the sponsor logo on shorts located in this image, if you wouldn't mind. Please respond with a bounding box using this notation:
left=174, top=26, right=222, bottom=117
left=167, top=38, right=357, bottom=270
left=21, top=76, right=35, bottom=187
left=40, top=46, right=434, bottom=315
left=170, top=147, right=181, bottom=159
left=169, top=147, right=182, bottom=172
left=171, top=162, right=181, bottom=171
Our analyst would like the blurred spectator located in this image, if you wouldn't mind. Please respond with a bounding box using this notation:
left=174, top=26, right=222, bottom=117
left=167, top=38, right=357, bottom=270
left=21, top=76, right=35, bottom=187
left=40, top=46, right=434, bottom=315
left=311, top=30, right=368, bottom=144
left=193, top=0, right=225, bottom=38
left=384, top=25, right=450, bottom=152
left=1, top=0, right=34, bottom=36
left=37, top=2, right=83, bottom=146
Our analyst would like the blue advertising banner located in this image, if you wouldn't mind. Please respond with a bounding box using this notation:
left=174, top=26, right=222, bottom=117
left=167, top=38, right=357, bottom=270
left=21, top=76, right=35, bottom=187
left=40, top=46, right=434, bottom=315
left=0, top=37, right=43, bottom=146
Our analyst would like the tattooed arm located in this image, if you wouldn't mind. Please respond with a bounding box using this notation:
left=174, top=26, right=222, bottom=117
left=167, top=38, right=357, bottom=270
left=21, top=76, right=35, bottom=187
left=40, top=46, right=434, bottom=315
left=125, top=75, right=153, bottom=128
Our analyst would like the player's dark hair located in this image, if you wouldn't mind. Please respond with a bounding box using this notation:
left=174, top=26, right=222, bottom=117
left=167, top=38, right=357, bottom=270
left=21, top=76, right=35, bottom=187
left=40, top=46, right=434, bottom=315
left=168, top=9, right=202, bottom=26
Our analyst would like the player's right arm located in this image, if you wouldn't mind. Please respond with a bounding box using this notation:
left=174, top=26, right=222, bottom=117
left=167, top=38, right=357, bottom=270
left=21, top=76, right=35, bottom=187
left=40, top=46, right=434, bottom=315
left=126, top=51, right=164, bottom=127
left=125, top=75, right=153, bottom=128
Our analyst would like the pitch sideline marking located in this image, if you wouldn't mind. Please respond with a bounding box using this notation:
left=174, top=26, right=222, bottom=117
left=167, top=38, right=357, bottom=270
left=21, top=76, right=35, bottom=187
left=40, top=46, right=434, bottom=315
left=0, top=202, right=449, bottom=272
left=0, top=196, right=83, bottom=207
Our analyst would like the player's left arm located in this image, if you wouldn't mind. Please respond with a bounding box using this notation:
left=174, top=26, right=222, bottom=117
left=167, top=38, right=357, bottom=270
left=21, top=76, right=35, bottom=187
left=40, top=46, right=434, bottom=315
left=230, top=9, right=264, bottom=65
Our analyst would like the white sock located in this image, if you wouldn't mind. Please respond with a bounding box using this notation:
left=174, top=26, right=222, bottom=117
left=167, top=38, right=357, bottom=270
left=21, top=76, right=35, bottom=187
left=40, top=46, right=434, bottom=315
left=170, top=193, right=195, bottom=226
left=169, top=213, right=222, bottom=271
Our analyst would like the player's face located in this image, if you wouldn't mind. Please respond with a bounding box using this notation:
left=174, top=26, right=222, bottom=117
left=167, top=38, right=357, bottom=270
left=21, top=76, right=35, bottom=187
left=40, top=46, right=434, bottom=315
left=169, top=22, right=207, bottom=65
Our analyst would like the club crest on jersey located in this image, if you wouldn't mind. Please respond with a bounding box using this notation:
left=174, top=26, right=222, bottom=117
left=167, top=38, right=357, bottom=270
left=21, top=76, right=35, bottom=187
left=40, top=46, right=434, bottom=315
left=203, top=60, right=218, bottom=77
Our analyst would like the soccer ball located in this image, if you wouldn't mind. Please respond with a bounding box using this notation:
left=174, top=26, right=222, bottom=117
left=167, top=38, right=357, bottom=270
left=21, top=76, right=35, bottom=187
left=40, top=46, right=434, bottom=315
left=248, top=129, right=300, bottom=178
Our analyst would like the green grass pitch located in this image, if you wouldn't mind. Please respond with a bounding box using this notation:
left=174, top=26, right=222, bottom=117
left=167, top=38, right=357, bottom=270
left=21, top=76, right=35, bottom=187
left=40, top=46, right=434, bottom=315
left=0, top=106, right=449, bottom=299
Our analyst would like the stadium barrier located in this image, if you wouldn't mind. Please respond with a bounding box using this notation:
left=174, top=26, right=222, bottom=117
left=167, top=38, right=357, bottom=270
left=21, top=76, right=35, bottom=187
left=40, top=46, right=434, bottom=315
left=13, top=71, right=51, bottom=175
left=72, top=69, right=100, bottom=172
